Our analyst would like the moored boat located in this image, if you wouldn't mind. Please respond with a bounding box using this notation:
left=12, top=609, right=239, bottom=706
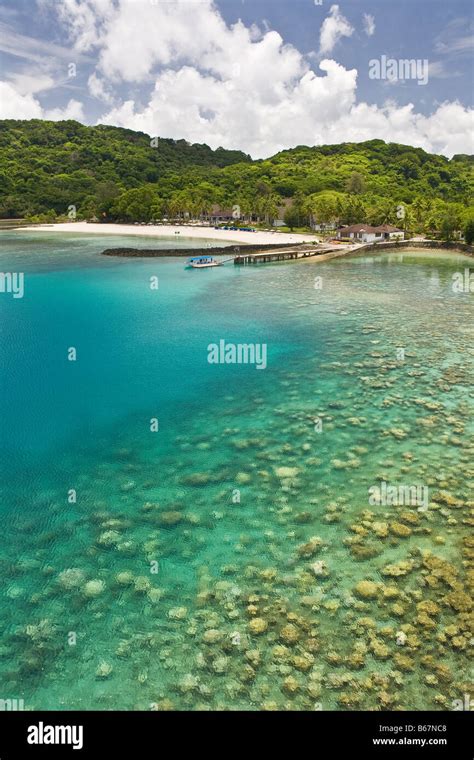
left=186, top=256, right=221, bottom=269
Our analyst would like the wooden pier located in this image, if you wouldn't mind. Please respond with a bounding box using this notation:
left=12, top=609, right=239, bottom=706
left=234, top=246, right=337, bottom=265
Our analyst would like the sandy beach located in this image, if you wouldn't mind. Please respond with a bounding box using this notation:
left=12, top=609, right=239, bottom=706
left=18, top=222, right=320, bottom=246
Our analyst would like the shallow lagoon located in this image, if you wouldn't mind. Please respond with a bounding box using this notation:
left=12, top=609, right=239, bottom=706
left=0, top=234, right=472, bottom=710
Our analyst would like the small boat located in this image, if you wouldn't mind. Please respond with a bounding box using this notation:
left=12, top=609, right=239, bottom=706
left=186, top=256, right=221, bottom=269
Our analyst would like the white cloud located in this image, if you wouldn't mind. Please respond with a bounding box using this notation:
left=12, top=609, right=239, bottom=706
left=100, top=59, right=358, bottom=157
left=0, top=20, right=87, bottom=62
left=319, top=4, right=354, bottom=56
left=100, top=69, right=473, bottom=159
left=38, top=0, right=116, bottom=53
left=0, top=80, right=84, bottom=121
left=6, top=71, right=55, bottom=96
left=434, top=18, right=474, bottom=56
left=323, top=101, right=474, bottom=158
left=1, top=0, right=472, bottom=159
left=88, top=72, right=114, bottom=104
left=427, top=61, right=461, bottom=80
left=86, top=0, right=472, bottom=159
left=0, top=81, right=43, bottom=119
left=45, top=99, right=85, bottom=121
left=437, top=34, right=473, bottom=55
left=363, top=13, right=375, bottom=38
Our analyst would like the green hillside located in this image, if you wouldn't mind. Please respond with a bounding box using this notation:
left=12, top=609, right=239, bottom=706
left=0, top=119, right=251, bottom=218
left=0, top=119, right=472, bottom=237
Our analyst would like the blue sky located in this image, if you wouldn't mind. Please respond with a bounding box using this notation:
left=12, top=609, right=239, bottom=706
left=0, top=0, right=472, bottom=157
left=218, top=0, right=473, bottom=110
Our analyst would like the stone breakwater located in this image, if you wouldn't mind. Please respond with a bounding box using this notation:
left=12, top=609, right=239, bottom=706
left=101, top=243, right=313, bottom=257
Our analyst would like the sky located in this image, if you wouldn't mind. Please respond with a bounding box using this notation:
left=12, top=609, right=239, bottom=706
left=0, top=0, right=473, bottom=158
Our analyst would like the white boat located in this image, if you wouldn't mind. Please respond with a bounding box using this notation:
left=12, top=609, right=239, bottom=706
left=186, top=256, right=221, bottom=269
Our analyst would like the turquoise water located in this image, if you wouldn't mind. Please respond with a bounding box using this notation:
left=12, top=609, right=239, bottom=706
left=0, top=233, right=472, bottom=711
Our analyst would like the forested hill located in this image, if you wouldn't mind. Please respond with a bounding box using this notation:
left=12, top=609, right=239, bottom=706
left=0, top=119, right=251, bottom=217
left=0, top=119, right=473, bottom=235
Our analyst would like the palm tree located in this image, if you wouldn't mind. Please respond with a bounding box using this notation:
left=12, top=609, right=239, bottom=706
left=257, top=193, right=280, bottom=225
left=401, top=206, right=414, bottom=235
left=411, top=196, right=432, bottom=233
left=169, top=191, right=190, bottom=221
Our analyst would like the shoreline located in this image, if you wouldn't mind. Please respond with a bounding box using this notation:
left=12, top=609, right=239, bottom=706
left=301, top=240, right=474, bottom=264
left=12, top=221, right=320, bottom=246
left=354, top=239, right=474, bottom=256
left=8, top=222, right=472, bottom=261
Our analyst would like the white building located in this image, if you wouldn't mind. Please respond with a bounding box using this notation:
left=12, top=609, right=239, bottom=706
left=336, top=224, right=404, bottom=243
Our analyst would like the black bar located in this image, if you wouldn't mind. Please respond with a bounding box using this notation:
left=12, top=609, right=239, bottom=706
left=0, top=710, right=472, bottom=758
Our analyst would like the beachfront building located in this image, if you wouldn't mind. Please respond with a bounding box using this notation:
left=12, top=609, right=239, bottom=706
left=311, top=221, right=337, bottom=232
left=336, top=224, right=404, bottom=243
left=203, top=204, right=258, bottom=225
left=207, top=205, right=236, bottom=224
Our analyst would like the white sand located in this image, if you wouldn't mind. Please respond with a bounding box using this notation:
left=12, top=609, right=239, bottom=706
left=18, top=222, right=320, bottom=246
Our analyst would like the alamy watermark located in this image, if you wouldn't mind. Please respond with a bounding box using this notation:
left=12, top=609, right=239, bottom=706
left=369, top=55, right=429, bottom=85
left=27, top=722, right=83, bottom=750
left=207, top=339, right=267, bottom=370
left=369, top=481, right=429, bottom=509
left=451, top=693, right=473, bottom=711
left=452, top=269, right=473, bottom=294
left=0, top=272, right=24, bottom=298
left=0, top=697, right=25, bottom=711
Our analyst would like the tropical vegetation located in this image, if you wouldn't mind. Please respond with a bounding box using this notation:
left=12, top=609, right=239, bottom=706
left=0, top=119, right=473, bottom=239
